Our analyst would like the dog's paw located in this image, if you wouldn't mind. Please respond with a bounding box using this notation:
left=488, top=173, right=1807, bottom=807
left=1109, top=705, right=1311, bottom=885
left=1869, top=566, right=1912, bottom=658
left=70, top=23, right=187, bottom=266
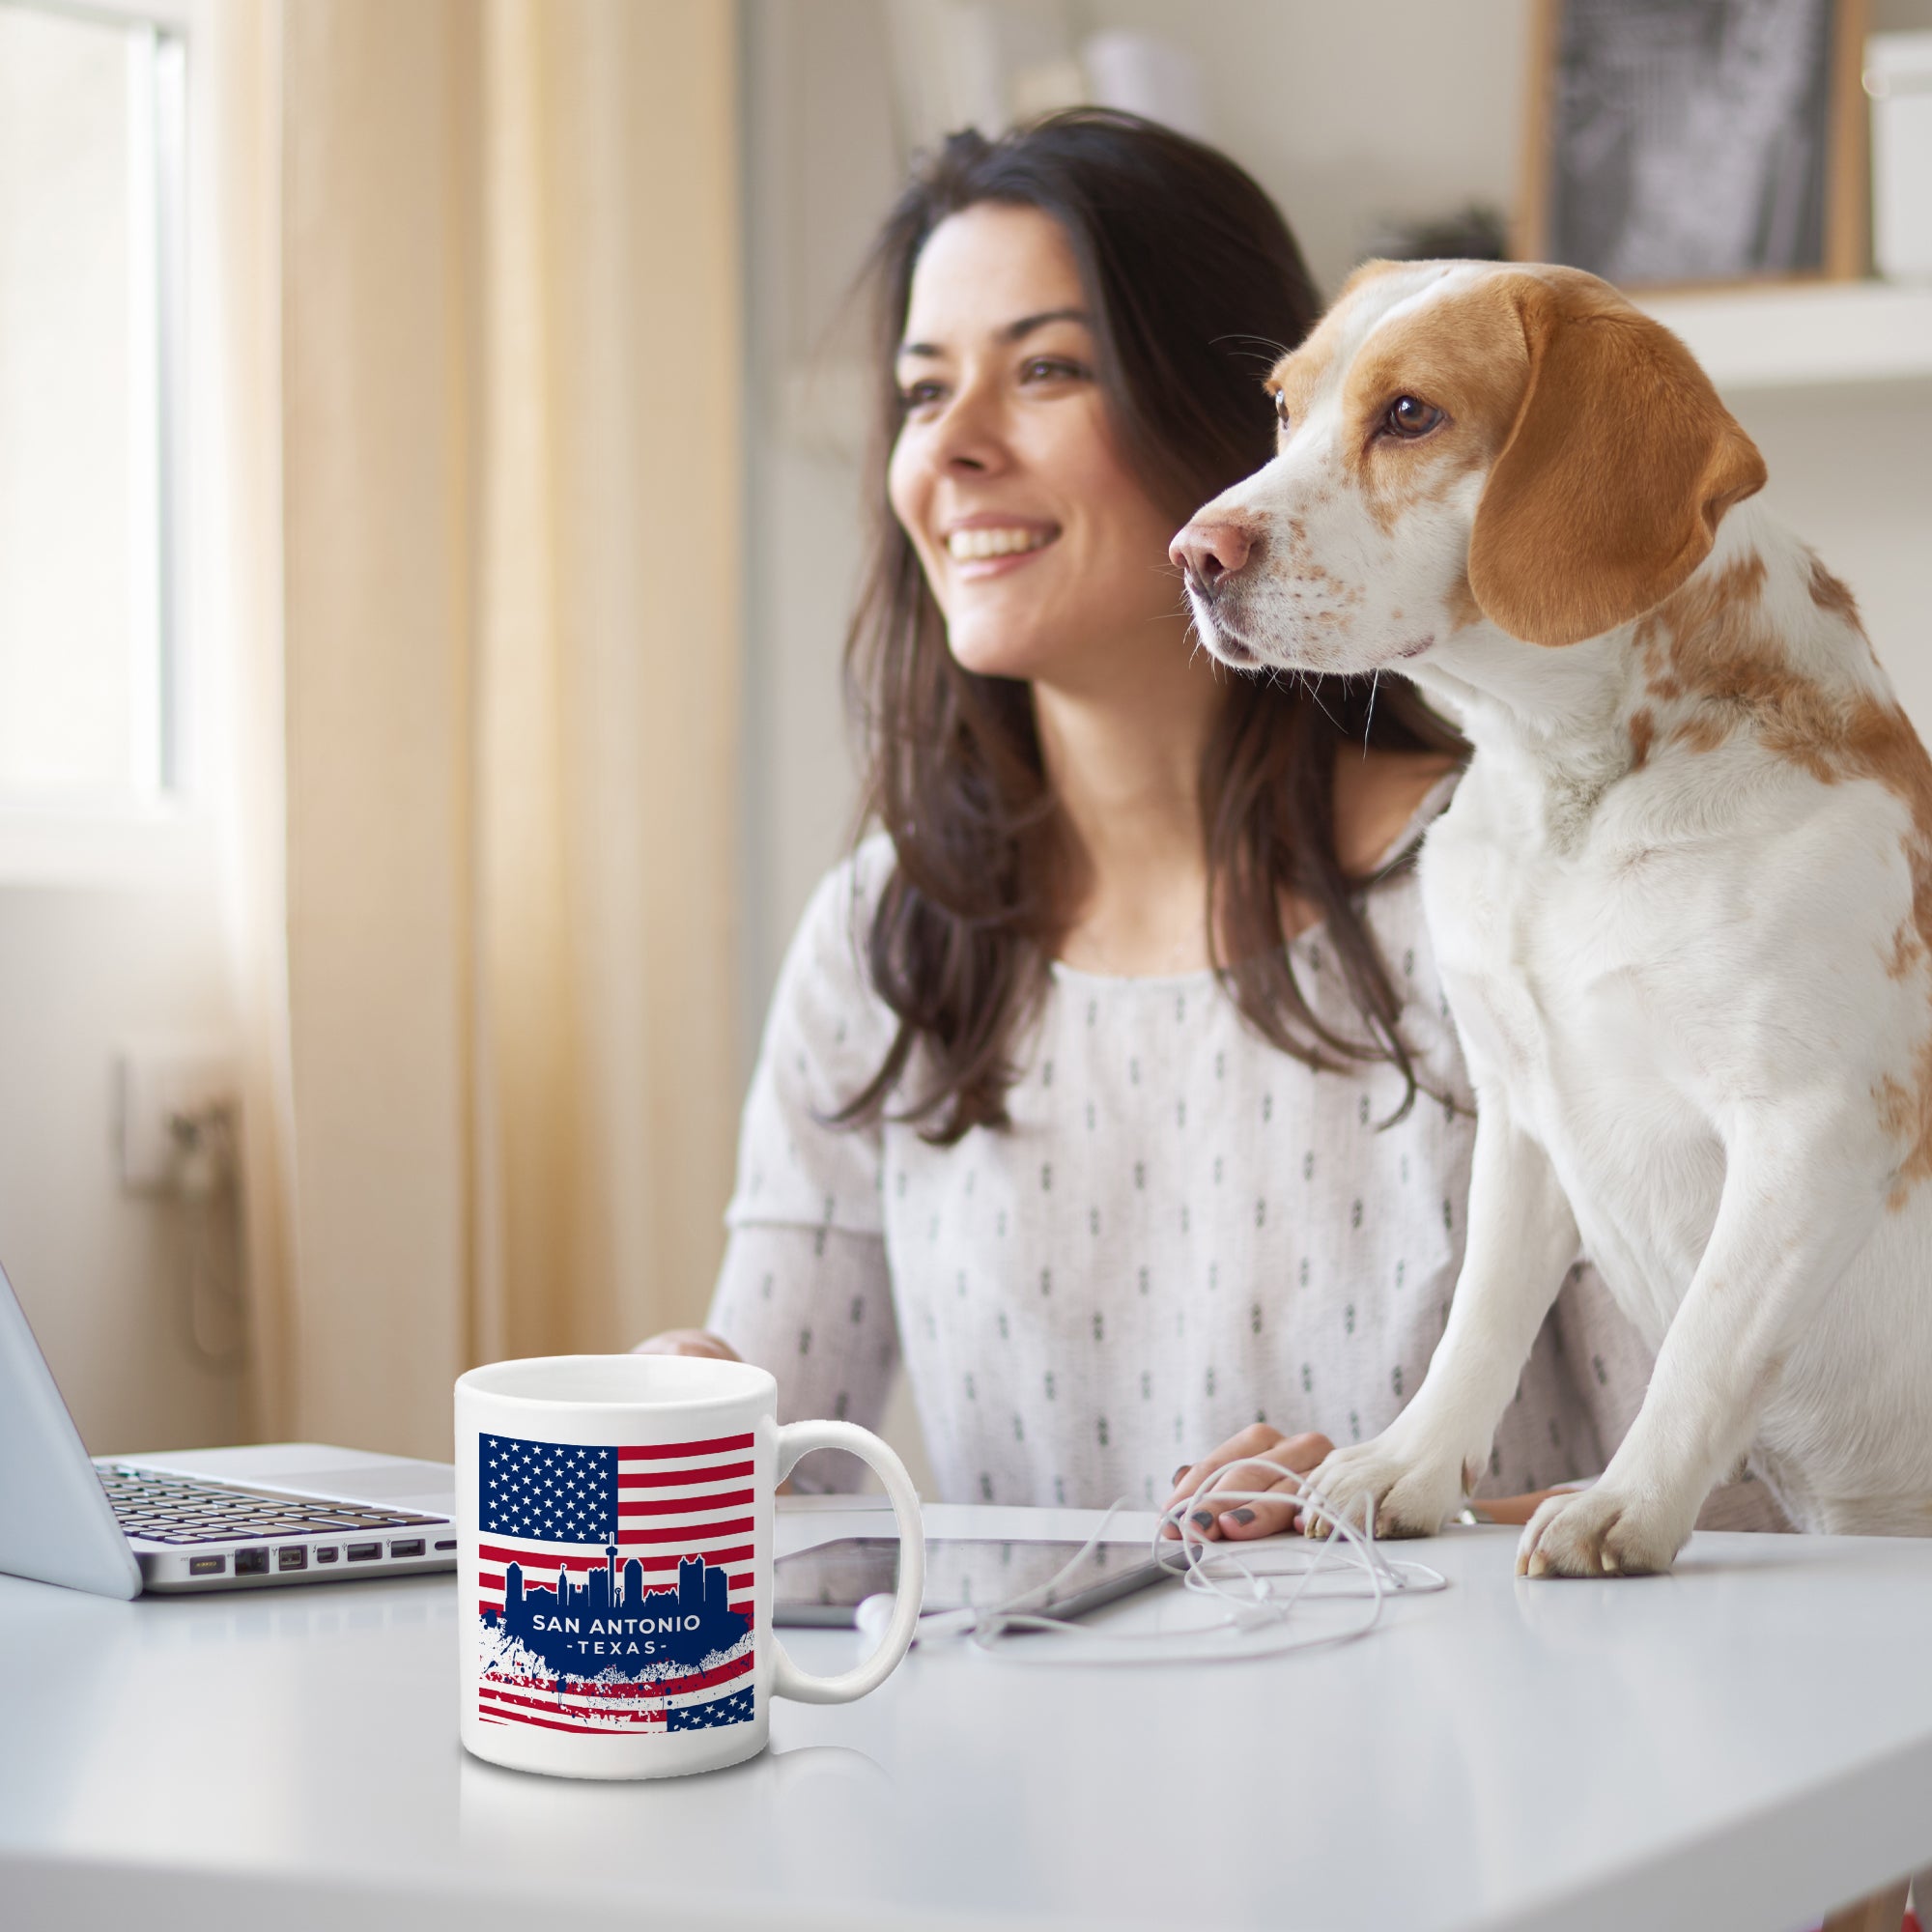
left=1515, top=1485, right=1692, bottom=1578
left=1304, top=1435, right=1463, bottom=1541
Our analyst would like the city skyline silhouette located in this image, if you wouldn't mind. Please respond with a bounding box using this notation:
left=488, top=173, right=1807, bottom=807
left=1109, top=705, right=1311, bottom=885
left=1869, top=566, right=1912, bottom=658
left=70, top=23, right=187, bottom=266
left=485, top=1549, right=749, bottom=1679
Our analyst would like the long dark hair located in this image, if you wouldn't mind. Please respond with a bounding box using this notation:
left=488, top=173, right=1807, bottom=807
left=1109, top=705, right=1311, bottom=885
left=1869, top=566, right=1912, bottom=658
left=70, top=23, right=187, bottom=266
left=838, top=110, right=1462, bottom=1145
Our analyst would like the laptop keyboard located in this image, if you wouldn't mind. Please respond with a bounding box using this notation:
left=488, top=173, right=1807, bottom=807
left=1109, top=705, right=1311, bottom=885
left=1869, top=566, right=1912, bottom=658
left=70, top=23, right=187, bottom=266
left=98, top=1464, right=448, bottom=1545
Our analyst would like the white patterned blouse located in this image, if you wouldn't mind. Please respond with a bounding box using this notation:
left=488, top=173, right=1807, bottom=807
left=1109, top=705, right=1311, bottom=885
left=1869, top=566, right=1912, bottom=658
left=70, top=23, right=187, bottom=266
left=708, top=780, right=1777, bottom=1524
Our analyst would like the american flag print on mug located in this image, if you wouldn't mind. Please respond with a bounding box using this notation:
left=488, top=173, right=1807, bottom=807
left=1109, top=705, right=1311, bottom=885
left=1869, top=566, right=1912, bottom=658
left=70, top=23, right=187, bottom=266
left=476, top=1432, right=757, bottom=1736
left=455, top=1353, right=924, bottom=1779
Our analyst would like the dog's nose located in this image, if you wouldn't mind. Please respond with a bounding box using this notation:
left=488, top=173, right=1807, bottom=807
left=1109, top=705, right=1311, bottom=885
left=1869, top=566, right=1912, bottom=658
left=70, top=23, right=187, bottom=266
left=1170, top=520, right=1253, bottom=593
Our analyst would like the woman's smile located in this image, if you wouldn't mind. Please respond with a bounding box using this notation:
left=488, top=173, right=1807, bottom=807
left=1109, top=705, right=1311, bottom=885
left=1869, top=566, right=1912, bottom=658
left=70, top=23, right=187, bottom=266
left=943, top=515, right=1063, bottom=578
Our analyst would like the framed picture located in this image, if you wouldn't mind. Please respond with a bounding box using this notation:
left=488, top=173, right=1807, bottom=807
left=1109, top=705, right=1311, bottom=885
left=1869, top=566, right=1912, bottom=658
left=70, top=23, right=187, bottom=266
left=1515, top=0, right=1869, bottom=288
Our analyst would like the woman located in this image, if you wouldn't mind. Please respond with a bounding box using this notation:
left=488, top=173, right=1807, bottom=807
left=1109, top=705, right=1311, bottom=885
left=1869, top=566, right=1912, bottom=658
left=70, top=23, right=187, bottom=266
left=641, top=111, right=1747, bottom=1538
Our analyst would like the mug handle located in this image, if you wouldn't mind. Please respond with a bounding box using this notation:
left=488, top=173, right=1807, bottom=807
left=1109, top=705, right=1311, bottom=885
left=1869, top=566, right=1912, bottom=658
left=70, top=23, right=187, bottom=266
left=770, top=1419, right=925, bottom=1705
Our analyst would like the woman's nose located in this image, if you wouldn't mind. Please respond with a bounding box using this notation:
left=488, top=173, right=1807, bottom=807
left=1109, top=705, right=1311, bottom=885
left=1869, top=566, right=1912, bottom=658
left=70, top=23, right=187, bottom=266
left=928, top=383, right=1008, bottom=474
left=1169, top=520, right=1255, bottom=594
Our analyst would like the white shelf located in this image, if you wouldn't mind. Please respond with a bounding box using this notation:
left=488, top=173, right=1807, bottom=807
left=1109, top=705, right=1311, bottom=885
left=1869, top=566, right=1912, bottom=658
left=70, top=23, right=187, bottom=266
left=779, top=285, right=1932, bottom=459
left=1636, top=281, right=1932, bottom=393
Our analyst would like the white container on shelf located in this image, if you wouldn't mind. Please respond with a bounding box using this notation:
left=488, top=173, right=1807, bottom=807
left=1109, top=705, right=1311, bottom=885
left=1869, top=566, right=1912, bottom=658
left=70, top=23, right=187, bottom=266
left=1867, top=32, right=1932, bottom=284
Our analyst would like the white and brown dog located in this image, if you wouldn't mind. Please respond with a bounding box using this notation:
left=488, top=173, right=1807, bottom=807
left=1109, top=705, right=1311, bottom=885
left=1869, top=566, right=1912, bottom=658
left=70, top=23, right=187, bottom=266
left=1173, top=259, right=1932, bottom=1577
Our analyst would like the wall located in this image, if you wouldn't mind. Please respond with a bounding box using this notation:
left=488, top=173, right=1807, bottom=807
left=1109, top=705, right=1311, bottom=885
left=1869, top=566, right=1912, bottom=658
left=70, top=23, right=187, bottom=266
left=739, top=0, right=902, bottom=1037
left=1738, top=388, right=1932, bottom=733
left=0, top=869, right=241, bottom=1457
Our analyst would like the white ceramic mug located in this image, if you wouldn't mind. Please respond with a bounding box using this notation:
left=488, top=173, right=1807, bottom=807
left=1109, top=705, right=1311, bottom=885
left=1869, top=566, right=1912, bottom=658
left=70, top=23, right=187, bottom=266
left=455, top=1353, right=924, bottom=1779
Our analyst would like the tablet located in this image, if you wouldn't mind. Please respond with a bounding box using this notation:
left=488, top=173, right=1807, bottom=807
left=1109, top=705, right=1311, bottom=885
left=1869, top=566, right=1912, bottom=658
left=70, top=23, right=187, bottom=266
left=773, top=1535, right=1176, bottom=1628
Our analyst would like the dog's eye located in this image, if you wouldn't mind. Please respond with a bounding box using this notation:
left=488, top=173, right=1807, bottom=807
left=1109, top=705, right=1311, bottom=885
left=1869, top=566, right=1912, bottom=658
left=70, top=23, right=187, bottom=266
left=1384, top=395, right=1444, bottom=440
left=1271, top=390, right=1291, bottom=432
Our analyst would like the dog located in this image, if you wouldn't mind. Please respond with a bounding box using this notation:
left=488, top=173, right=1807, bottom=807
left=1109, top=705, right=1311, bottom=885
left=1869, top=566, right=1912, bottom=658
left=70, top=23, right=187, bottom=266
left=1172, top=259, right=1932, bottom=1577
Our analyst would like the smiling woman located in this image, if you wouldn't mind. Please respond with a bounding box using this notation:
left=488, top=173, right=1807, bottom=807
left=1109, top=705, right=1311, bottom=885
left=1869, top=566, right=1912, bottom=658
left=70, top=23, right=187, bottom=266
left=845, top=117, right=1462, bottom=1142
left=638, top=111, right=1784, bottom=1539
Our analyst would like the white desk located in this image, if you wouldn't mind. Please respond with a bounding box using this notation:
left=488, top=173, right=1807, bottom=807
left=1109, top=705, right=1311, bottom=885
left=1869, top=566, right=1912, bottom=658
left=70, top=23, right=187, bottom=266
left=3, top=1501, right=1929, bottom=1932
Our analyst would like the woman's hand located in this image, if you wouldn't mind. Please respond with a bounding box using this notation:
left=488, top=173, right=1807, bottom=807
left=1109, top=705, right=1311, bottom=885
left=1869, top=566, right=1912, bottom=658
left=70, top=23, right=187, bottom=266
left=631, top=1328, right=742, bottom=1361
left=1463, top=1488, right=1572, bottom=1526
left=1162, top=1424, right=1335, bottom=1542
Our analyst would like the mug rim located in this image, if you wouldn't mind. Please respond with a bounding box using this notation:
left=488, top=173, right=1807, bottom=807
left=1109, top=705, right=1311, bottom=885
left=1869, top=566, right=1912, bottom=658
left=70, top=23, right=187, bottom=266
left=456, top=1351, right=776, bottom=1413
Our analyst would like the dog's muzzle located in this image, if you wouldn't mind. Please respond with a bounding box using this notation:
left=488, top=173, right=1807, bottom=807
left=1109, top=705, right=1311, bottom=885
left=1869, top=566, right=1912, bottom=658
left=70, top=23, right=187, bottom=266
left=1172, top=519, right=1264, bottom=666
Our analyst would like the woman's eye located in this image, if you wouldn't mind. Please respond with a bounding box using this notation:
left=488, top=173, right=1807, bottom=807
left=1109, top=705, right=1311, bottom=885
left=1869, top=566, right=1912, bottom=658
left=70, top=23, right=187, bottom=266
left=1384, top=395, right=1445, bottom=440
left=897, top=380, right=945, bottom=412
left=1021, top=355, right=1086, bottom=384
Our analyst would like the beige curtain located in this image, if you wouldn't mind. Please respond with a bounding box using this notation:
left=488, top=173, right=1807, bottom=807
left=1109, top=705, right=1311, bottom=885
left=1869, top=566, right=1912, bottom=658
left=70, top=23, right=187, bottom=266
left=210, top=0, right=742, bottom=1460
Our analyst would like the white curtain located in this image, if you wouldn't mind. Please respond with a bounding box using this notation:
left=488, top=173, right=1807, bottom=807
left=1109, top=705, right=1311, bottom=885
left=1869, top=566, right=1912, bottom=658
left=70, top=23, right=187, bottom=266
left=203, top=0, right=743, bottom=1459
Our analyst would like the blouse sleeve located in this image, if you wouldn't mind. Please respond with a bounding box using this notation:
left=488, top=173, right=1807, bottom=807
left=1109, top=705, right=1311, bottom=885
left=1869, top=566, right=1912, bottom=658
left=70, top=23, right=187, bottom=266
left=710, top=839, right=904, bottom=1492
left=707, top=1225, right=899, bottom=1493
left=724, top=838, right=898, bottom=1241
left=1550, top=1260, right=1790, bottom=1532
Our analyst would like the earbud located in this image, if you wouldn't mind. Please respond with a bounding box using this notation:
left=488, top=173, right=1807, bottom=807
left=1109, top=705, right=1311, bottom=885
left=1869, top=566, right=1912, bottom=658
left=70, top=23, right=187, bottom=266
left=855, top=1592, right=895, bottom=1647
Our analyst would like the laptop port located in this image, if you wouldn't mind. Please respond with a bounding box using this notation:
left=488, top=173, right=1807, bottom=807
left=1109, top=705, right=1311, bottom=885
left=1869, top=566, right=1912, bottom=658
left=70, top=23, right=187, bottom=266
left=434, top=1540, right=456, bottom=1552
left=235, top=1548, right=269, bottom=1576
left=277, top=1547, right=308, bottom=1572
left=345, top=1542, right=381, bottom=1562
left=314, top=1547, right=338, bottom=1563
left=187, top=1555, right=227, bottom=1577
left=389, top=1539, right=425, bottom=1558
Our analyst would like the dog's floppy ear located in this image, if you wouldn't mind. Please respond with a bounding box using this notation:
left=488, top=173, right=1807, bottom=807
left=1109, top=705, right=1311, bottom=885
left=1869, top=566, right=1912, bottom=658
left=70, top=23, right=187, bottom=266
left=1467, top=274, right=1766, bottom=647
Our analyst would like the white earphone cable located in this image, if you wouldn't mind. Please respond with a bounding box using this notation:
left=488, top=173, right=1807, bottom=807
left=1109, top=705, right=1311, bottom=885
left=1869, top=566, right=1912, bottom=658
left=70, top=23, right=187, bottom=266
left=908, top=1454, right=1448, bottom=1665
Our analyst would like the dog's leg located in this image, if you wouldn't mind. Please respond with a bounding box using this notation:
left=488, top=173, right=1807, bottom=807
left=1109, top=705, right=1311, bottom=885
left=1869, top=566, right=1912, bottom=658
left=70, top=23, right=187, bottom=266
left=1307, top=1097, right=1580, bottom=1539
left=1518, top=1107, right=1885, bottom=1577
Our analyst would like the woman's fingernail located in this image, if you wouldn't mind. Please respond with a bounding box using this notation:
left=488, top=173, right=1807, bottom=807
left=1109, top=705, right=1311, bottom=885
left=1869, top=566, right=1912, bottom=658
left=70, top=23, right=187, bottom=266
left=1190, top=1511, right=1214, bottom=1529
left=1228, top=1508, right=1257, bottom=1525
left=1172, top=1465, right=1189, bottom=1486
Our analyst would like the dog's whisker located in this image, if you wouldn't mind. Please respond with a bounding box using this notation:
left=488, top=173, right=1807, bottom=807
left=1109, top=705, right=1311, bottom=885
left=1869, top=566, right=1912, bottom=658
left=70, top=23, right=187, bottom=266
left=1209, top=330, right=1292, bottom=371
left=1300, top=674, right=1344, bottom=736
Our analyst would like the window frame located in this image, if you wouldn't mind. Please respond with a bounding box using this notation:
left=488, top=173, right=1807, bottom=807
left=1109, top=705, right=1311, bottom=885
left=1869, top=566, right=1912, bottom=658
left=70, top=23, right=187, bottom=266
left=0, top=0, right=203, bottom=887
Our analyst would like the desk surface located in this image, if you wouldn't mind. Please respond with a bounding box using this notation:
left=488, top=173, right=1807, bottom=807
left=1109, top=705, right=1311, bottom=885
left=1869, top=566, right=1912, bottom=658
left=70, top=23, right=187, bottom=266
left=3, top=1500, right=1929, bottom=1932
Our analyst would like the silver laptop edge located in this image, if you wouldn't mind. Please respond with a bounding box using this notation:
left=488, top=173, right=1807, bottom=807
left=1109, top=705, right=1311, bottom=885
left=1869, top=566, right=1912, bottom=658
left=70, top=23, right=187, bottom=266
left=0, top=1256, right=456, bottom=1598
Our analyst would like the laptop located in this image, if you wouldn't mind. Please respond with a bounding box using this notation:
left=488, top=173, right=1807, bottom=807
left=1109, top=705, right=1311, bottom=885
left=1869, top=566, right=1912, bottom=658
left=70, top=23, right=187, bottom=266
left=0, top=1256, right=456, bottom=1599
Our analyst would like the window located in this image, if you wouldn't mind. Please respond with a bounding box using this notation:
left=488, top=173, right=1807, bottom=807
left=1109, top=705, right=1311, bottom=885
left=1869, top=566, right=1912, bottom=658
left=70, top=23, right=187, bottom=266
left=0, top=1, right=185, bottom=805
